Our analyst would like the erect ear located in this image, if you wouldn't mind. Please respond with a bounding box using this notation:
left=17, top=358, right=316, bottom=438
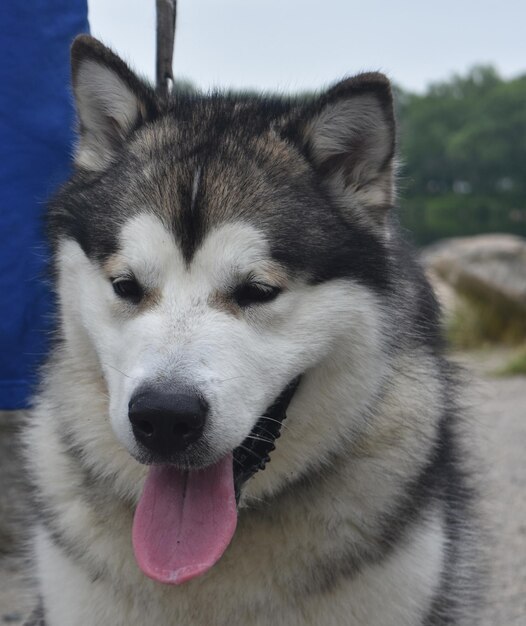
left=295, top=73, right=396, bottom=228
left=70, top=35, right=157, bottom=171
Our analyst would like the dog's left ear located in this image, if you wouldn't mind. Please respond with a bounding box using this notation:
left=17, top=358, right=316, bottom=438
left=70, top=35, right=157, bottom=172
left=289, top=73, right=396, bottom=229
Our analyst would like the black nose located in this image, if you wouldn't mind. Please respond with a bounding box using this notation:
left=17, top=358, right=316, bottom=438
left=129, top=389, right=208, bottom=457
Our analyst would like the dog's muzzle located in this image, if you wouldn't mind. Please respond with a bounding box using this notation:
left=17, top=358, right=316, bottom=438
left=127, top=376, right=301, bottom=498
left=131, top=375, right=302, bottom=585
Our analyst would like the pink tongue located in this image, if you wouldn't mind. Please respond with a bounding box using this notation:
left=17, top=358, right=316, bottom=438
left=132, top=454, right=237, bottom=585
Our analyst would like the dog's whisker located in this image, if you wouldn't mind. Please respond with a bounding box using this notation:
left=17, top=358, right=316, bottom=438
left=237, top=444, right=265, bottom=460
left=258, top=415, right=283, bottom=425
left=101, top=362, right=135, bottom=380
left=258, top=416, right=290, bottom=431
left=245, top=434, right=276, bottom=445
left=215, top=376, right=247, bottom=384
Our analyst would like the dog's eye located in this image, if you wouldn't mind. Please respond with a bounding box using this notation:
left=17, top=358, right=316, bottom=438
left=233, top=282, right=281, bottom=308
left=112, top=277, right=143, bottom=304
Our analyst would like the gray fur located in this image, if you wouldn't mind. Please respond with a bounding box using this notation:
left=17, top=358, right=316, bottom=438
left=25, top=35, right=482, bottom=625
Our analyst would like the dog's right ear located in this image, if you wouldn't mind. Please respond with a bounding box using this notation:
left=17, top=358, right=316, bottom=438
left=281, top=73, right=396, bottom=232
left=71, top=35, right=157, bottom=172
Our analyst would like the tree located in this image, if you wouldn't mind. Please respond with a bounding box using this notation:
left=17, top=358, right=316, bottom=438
left=396, top=67, right=526, bottom=244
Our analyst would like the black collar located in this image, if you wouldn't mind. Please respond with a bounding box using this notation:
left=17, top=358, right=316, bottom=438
left=233, top=376, right=301, bottom=501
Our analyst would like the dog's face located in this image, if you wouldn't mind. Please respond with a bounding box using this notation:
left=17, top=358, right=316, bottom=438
left=51, top=36, right=396, bottom=484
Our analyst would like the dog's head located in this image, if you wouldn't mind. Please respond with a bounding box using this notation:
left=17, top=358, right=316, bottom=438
left=49, top=35, right=397, bottom=581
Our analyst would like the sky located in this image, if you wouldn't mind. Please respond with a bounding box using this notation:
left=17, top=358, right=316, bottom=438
left=88, top=0, right=526, bottom=94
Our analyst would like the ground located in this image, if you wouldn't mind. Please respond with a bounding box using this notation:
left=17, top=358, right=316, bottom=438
left=456, top=350, right=526, bottom=625
left=0, top=349, right=524, bottom=625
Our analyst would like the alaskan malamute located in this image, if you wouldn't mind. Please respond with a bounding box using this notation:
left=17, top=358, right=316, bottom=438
left=25, top=35, right=481, bottom=625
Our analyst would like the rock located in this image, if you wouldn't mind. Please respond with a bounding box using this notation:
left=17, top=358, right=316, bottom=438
left=423, top=234, right=526, bottom=313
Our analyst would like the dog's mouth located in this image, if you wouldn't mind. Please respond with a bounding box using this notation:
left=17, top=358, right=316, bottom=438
left=132, top=378, right=300, bottom=585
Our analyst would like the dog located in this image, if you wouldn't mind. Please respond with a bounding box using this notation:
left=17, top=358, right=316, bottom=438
left=24, top=34, right=481, bottom=625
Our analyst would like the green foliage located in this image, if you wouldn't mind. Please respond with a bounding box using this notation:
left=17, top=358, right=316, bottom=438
left=446, top=292, right=526, bottom=349
left=401, top=194, right=526, bottom=244
left=396, top=66, right=526, bottom=244
left=496, top=348, right=526, bottom=376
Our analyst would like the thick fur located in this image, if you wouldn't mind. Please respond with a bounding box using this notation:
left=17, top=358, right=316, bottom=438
left=25, top=35, right=481, bottom=625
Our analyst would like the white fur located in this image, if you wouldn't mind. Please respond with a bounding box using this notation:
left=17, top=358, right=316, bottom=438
left=28, top=213, right=459, bottom=625
left=74, top=60, right=140, bottom=170
left=308, top=96, right=391, bottom=173
left=57, top=214, right=391, bottom=480
left=305, top=93, right=395, bottom=231
left=35, top=509, right=444, bottom=626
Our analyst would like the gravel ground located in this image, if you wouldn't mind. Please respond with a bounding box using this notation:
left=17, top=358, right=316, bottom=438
left=453, top=350, right=526, bottom=625
left=0, top=351, right=525, bottom=625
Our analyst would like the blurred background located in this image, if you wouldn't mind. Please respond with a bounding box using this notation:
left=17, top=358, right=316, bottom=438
left=0, top=1, right=524, bottom=624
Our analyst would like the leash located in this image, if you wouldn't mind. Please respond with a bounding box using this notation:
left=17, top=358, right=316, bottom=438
left=156, top=0, right=177, bottom=98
